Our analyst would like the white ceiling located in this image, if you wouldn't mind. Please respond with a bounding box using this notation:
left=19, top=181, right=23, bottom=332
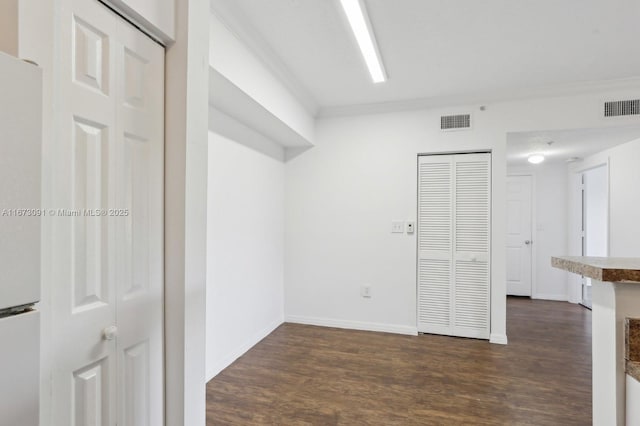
left=213, top=0, right=640, bottom=115
left=507, top=125, right=640, bottom=167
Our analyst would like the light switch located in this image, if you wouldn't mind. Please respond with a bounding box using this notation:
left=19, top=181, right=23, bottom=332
left=406, top=222, right=415, bottom=234
left=391, top=220, right=404, bottom=233
left=361, top=285, right=372, bottom=298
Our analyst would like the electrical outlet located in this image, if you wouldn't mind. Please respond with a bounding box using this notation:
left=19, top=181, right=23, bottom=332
left=361, top=285, right=372, bottom=298
left=391, top=220, right=404, bottom=233
left=406, top=221, right=415, bottom=234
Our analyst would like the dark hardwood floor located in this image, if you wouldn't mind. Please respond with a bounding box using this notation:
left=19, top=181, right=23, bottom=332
left=206, top=297, right=592, bottom=425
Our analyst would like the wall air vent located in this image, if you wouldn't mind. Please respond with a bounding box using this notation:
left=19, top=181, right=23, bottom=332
left=604, top=99, right=640, bottom=118
left=441, top=114, right=471, bottom=131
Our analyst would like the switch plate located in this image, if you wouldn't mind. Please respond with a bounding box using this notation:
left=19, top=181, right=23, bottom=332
left=391, top=220, right=404, bottom=233
left=361, top=285, right=371, bottom=298
left=406, top=222, right=415, bottom=234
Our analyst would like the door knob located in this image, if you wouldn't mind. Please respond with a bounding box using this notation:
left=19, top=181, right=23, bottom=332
left=525, top=240, right=531, bottom=245
left=102, top=325, right=118, bottom=341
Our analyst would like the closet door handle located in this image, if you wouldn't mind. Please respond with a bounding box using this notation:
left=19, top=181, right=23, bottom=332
left=525, top=240, right=531, bottom=245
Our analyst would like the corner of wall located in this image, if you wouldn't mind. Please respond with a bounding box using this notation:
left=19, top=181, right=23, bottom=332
left=206, top=317, right=284, bottom=382
left=489, top=333, right=508, bottom=345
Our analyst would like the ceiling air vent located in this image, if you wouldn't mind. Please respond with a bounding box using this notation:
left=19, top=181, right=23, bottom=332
left=604, top=99, right=640, bottom=118
left=441, top=114, right=471, bottom=130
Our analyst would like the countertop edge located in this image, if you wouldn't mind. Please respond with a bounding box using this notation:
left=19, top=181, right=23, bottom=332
left=627, top=361, right=640, bottom=383
left=551, top=256, right=640, bottom=283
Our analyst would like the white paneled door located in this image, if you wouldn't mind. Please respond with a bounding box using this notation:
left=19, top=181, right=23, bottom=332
left=52, top=1, right=164, bottom=425
left=417, top=153, right=491, bottom=339
left=506, top=175, right=532, bottom=296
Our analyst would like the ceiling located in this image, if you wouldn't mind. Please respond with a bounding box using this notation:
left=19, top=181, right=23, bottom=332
left=213, top=0, right=640, bottom=115
left=507, top=125, right=640, bottom=167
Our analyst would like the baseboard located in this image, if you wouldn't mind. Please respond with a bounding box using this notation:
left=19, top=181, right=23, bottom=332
left=206, top=317, right=284, bottom=382
left=490, top=333, right=508, bottom=345
left=285, top=315, right=418, bottom=336
left=533, top=293, right=568, bottom=302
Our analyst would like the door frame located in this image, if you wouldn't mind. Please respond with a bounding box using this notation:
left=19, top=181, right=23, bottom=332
left=577, top=162, right=610, bottom=308
left=416, top=150, right=493, bottom=339
left=568, top=159, right=610, bottom=303
left=506, top=172, right=536, bottom=298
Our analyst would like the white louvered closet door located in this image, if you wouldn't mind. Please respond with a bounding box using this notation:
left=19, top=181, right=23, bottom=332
left=418, top=153, right=491, bottom=339
left=417, top=155, right=453, bottom=335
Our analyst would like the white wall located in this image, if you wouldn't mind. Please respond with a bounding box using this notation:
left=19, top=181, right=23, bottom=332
left=209, top=13, right=315, bottom=144
left=508, top=163, right=569, bottom=300
left=285, top=88, right=640, bottom=344
left=571, top=137, right=640, bottom=258
left=285, top=108, right=507, bottom=340
left=206, top=131, right=285, bottom=380
left=604, top=138, right=640, bottom=257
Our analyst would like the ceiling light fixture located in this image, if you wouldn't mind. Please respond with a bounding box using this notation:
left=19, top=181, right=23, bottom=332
left=339, top=0, right=387, bottom=83
left=527, top=153, right=545, bottom=164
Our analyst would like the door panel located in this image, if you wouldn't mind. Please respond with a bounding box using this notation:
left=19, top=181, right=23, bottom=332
left=417, top=156, right=453, bottom=335
left=452, top=154, right=491, bottom=339
left=54, top=2, right=117, bottom=424
left=123, top=341, right=150, bottom=426
left=72, top=118, right=110, bottom=311
left=72, top=16, right=110, bottom=95
left=53, top=1, right=164, bottom=425
left=506, top=176, right=533, bottom=296
left=115, top=18, right=164, bottom=426
left=417, top=153, right=491, bottom=339
left=73, top=358, right=110, bottom=426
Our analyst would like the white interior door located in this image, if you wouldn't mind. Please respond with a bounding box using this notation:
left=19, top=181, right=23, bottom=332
left=506, top=175, right=532, bottom=296
left=52, top=1, right=164, bottom=425
left=581, top=165, right=608, bottom=308
left=417, top=155, right=453, bottom=336
left=417, top=153, right=491, bottom=339
left=452, top=153, right=491, bottom=339
left=115, top=16, right=164, bottom=426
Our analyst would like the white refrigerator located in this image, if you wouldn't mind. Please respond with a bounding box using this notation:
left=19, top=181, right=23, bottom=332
left=0, top=51, right=42, bottom=426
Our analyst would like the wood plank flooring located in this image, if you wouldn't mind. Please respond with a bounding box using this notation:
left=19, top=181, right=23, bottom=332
left=206, top=297, right=592, bottom=425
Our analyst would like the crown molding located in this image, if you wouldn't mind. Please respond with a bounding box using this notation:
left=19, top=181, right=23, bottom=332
left=318, top=77, right=640, bottom=118
left=210, top=0, right=319, bottom=117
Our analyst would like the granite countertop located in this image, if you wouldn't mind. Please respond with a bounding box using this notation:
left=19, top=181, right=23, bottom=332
left=551, top=256, right=640, bottom=283
left=627, top=318, right=640, bottom=382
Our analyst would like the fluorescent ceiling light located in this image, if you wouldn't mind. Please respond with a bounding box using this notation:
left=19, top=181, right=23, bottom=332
left=339, top=0, right=387, bottom=83
left=527, top=153, right=545, bottom=164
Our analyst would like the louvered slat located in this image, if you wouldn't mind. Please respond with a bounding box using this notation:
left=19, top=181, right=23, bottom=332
left=418, top=162, right=451, bottom=252
left=454, top=260, right=489, bottom=330
left=418, top=259, right=450, bottom=327
left=455, top=160, right=489, bottom=253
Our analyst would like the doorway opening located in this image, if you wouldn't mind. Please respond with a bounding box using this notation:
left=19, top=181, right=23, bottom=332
left=506, top=125, right=640, bottom=305
left=578, top=164, right=609, bottom=309
left=506, top=174, right=533, bottom=297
